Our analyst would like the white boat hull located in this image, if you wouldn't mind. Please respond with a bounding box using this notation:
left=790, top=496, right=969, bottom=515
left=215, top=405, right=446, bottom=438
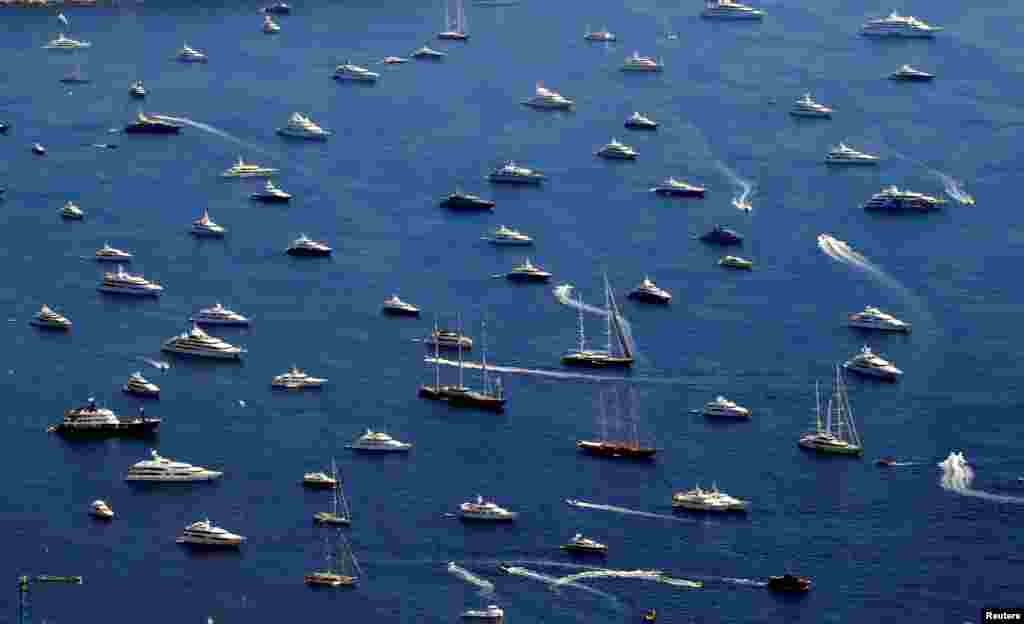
left=98, top=286, right=162, bottom=297
left=346, top=444, right=411, bottom=452
left=460, top=512, right=517, bottom=521
left=825, top=157, right=879, bottom=165
left=126, top=472, right=222, bottom=482
left=847, top=320, right=910, bottom=333
left=842, top=363, right=902, bottom=380
left=161, top=346, right=243, bottom=359
left=277, top=128, right=331, bottom=140
left=176, top=536, right=244, bottom=546
left=189, top=317, right=251, bottom=326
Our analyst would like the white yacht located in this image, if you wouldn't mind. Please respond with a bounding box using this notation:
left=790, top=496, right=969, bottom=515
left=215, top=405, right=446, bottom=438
left=125, top=450, right=223, bottom=482
left=276, top=112, right=331, bottom=140
left=98, top=265, right=163, bottom=297
left=825, top=143, right=879, bottom=165
left=176, top=519, right=246, bottom=547
left=177, top=43, right=208, bottom=62
left=95, top=242, right=133, bottom=262
left=425, top=327, right=474, bottom=350
left=123, top=372, right=160, bottom=397
left=847, top=306, right=911, bottom=333
left=621, top=51, right=663, bottom=72
left=61, top=200, right=84, bottom=220
left=790, top=93, right=833, bottom=118
left=191, top=208, right=226, bottom=237
left=481, top=224, right=533, bottom=246
left=221, top=157, right=278, bottom=178
left=129, top=80, right=146, bottom=98
left=889, top=64, right=934, bottom=81
left=651, top=177, right=706, bottom=197
left=411, top=45, right=446, bottom=59
left=596, top=138, right=637, bottom=160
left=561, top=533, right=608, bottom=553
left=702, top=396, right=751, bottom=419
left=861, top=11, right=941, bottom=37
left=700, top=0, right=764, bottom=19
left=584, top=26, right=616, bottom=42
left=303, top=469, right=337, bottom=488
left=624, top=111, right=657, bottom=129
left=333, top=61, right=380, bottom=82
left=506, top=257, right=551, bottom=282
left=382, top=56, right=409, bottom=64
left=627, top=277, right=671, bottom=303
left=32, top=143, right=46, bottom=155
left=262, top=15, right=281, bottom=33
left=44, top=33, right=92, bottom=50
left=250, top=179, right=292, bottom=202
left=487, top=161, right=545, bottom=184
left=843, top=345, right=903, bottom=380
left=286, top=234, right=333, bottom=256
left=382, top=295, right=420, bottom=316
left=30, top=305, right=72, bottom=330
left=522, top=83, right=574, bottom=110
left=161, top=324, right=245, bottom=359
left=862, top=186, right=944, bottom=212
left=91, top=500, right=114, bottom=519
left=346, top=429, right=413, bottom=452
left=460, top=495, right=517, bottom=521
left=272, top=365, right=327, bottom=389
left=672, top=484, right=749, bottom=512
left=461, top=605, right=505, bottom=620
left=190, top=303, right=250, bottom=326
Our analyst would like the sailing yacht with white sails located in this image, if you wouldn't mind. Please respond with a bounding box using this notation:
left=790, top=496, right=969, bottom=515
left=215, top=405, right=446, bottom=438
left=313, top=458, right=352, bottom=526
left=798, top=366, right=863, bottom=456
left=561, top=277, right=634, bottom=368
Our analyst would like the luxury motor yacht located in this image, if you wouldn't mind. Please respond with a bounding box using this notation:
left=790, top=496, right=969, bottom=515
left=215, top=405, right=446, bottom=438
left=560, top=533, right=608, bottom=554
left=627, top=277, right=671, bottom=303
left=91, top=500, right=114, bottom=519
left=672, top=484, right=749, bottom=512
left=382, top=55, right=409, bottom=64
left=190, top=302, right=250, bottom=326
left=382, top=295, right=421, bottom=316
left=221, top=157, right=278, bottom=178
left=262, top=15, right=281, bottom=33
left=506, top=258, right=551, bottom=282
left=621, top=51, right=663, bottom=72
left=177, top=43, right=208, bottom=63
left=287, top=234, right=332, bottom=256
left=700, top=225, right=743, bottom=245
left=767, top=574, right=812, bottom=593
left=651, top=177, right=705, bottom=197
left=702, top=396, right=751, bottom=419
left=584, top=26, right=616, bottom=41
left=123, top=111, right=182, bottom=134
left=333, top=60, right=380, bottom=82
left=346, top=429, right=413, bottom=452
left=701, top=0, right=763, bottom=18
left=481, top=224, right=533, bottom=246
left=440, top=189, right=495, bottom=210
left=49, top=398, right=161, bottom=436
left=425, top=327, right=473, bottom=350
left=789, top=93, right=833, bottom=118
left=522, top=83, right=574, bottom=110
left=191, top=208, right=226, bottom=237
left=162, top=324, right=245, bottom=360
left=44, top=33, right=92, bottom=50
left=277, top=112, right=331, bottom=140
left=861, top=11, right=941, bottom=37
left=862, top=186, right=943, bottom=212
left=302, top=469, right=338, bottom=488
left=60, top=200, right=84, bottom=219
left=843, top=345, right=902, bottom=380
left=719, top=255, right=753, bottom=270
left=825, top=143, right=879, bottom=165
left=596, top=138, right=637, bottom=160
left=272, top=366, right=327, bottom=389
left=129, top=80, right=146, bottom=98
left=125, top=450, right=221, bottom=481
left=98, top=265, right=163, bottom=296
left=625, top=111, right=658, bottom=129
left=176, top=519, right=246, bottom=547
left=889, top=64, right=934, bottom=81
left=487, top=161, right=545, bottom=184
left=32, top=143, right=46, bottom=155
left=461, top=605, right=505, bottom=620
left=262, top=2, right=291, bottom=13
left=30, top=305, right=72, bottom=330
left=411, top=45, right=446, bottom=59
left=847, top=306, right=911, bottom=333
left=459, top=495, right=517, bottom=521
left=95, top=242, right=132, bottom=261
left=250, top=179, right=292, bottom=202
left=123, top=372, right=160, bottom=397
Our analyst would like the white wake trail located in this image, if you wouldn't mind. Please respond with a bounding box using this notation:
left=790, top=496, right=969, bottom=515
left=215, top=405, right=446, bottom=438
left=500, top=566, right=621, bottom=605
left=888, top=150, right=975, bottom=205
left=816, top=234, right=905, bottom=292
left=565, top=499, right=694, bottom=524
left=939, top=451, right=1024, bottom=504
left=140, top=357, right=170, bottom=371
left=715, top=161, right=754, bottom=212
left=447, top=562, right=495, bottom=594
left=554, top=569, right=703, bottom=589
left=150, top=115, right=271, bottom=156
left=423, top=357, right=686, bottom=386
left=553, top=284, right=640, bottom=357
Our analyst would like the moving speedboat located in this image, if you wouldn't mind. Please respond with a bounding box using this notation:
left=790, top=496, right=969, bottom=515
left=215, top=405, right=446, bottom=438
left=789, top=93, right=833, bottom=118
left=862, top=186, right=943, bottom=212
left=440, top=189, right=495, bottom=210
left=560, top=533, right=608, bottom=554
left=190, top=302, right=250, bottom=326
left=584, top=26, right=616, bottom=41
left=460, top=495, right=517, bottom=521
left=262, top=2, right=291, bottom=13
left=621, top=51, right=663, bottom=72
left=161, top=324, right=245, bottom=360
left=843, top=345, right=902, bottom=380
left=596, top=138, right=637, bottom=160
left=98, top=265, right=163, bottom=296
left=124, top=111, right=182, bottom=134
left=767, top=574, right=812, bottom=593
left=487, top=161, right=545, bottom=184
left=481, top=225, right=533, bottom=246
left=889, top=64, right=934, bottom=81
left=382, top=294, right=420, bottom=316
left=277, top=112, right=331, bottom=139
left=250, top=180, right=292, bottom=202
left=30, top=305, right=72, bottom=330
left=825, top=143, right=879, bottom=165
left=95, top=242, right=132, bottom=262
left=287, top=234, right=332, bottom=256
left=700, top=0, right=764, bottom=19
left=847, top=306, right=911, bottom=333
left=461, top=605, right=504, bottom=620
left=221, top=157, right=278, bottom=178
left=125, top=450, right=222, bottom=482
left=624, top=111, right=657, bottom=129
left=177, top=43, right=208, bottom=63
left=49, top=399, right=161, bottom=437
left=627, top=277, right=671, bottom=303
left=44, top=33, right=92, bottom=50
left=651, top=177, right=705, bottom=197
left=91, top=500, right=114, bottom=519
left=191, top=208, right=226, bottom=237
left=861, top=11, right=941, bottom=37
left=123, top=372, right=160, bottom=397
left=700, top=225, right=743, bottom=245
left=60, top=200, right=84, bottom=220
left=522, top=83, right=574, bottom=110
left=346, top=428, right=413, bottom=452
left=702, top=396, right=751, bottom=419
left=411, top=45, right=446, bottom=59
left=176, top=519, right=246, bottom=547
left=672, top=484, right=749, bottom=512
left=129, top=80, right=146, bottom=98
left=718, top=255, right=753, bottom=270
left=272, top=365, right=327, bottom=389
left=333, top=60, right=380, bottom=82
left=262, top=15, right=281, bottom=33
left=382, top=56, right=409, bottom=64
left=506, top=258, right=551, bottom=282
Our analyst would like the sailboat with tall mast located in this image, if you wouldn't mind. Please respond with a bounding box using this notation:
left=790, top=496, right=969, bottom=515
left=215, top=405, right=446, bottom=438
left=313, top=458, right=352, bottom=526
left=419, top=317, right=446, bottom=400
left=577, top=387, right=656, bottom=458
left=305, top=530, right=361, bottom=587
left=440, top=318, right=505, bottom=412
left=438, top=0, right=469, bottom=40
left=561, top=275, right=634, bottom=368
left=798, top=365, right=863, bottom=456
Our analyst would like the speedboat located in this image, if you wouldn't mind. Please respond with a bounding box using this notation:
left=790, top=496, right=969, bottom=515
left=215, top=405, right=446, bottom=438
left=333, top=60, right=380, bottom=82
left=487, top=161, right=545, bottom=184
left=221, top=156, right=278, bottom=178
left=861, top=11, right=941, bottom=37
left=522, top=83, right=574, bottom=110
left=461, top=605, right=504, bottom=620
left=277, top=112, right=331, bottom=140
left=862, top=186, right=943, bottom=212
left=847, top=306, right=911, bottom=333
left=767, top=574, right=812, bottom=593
left=560, top=533, right=608, bottom=554
left=506, top=258, right=551, bottom=282
left=124, top=450, right=222, bottom=482
left=672, top=484, right=749, bottom=512
left=624, top=111, right=657, bottom=129
left=651, top=177, right=705, bottom=197
left=191, top=208, right=226, bottom=237
left=440, top=189, right=495, bottom=210
left=161, top=323, right=245, bottom=360
left=627, top=277, right=671, bottom=303
left=123, top=372, right=160, bottom=397
left=287, top=234, right=332, bottom=256
left=460, top=495, right=517, bottom=521
left=60, top=200, right=84, bottom=220
left=700, top=0, right=764, bottom=19
left=176, top=519, right=246, bottom=547
left=124, top=111, right=182, bottom=134
left=302, top=470, right=337, bottom=488
left=825, top=143, right=879, bottom=165
left=411, top=45, right=446, bottom=59
left=700, top=225, right=743, bottom=245
left=889, top=64, right=934, bottom=81
left=98, top=265, right=163, bottom=296
left=425, top=328, right=473, bottom=350
left=48, top=398, right=160, bottom=437
left=843, top=345, right=902, bottom=380
left=95, top=242, right=132, bottom=262
left=91, top=500, right=114, bottom=519
left=789, top=93, right=833, bottom=118
left=596, top=138, right=637, bottom=160
left=272, top=366, right=327, bottom=389
left=702, top=396, right=751, bottom=419
left=129, top=80, right=146, bottom=98
left=262, top=15, right=281, bottom=33
left=621, top=51, right=663, bottom=72
left=643, top=609, right=657, bottom=622
left=177, top=43, right=208, bottom=63
left=346, top=428, right=413, bottom=452
left=30, top=304, right=72, bottom=330
left=190, top=302, right=250, bottom=326
left=250, top=179, right=292, bottom=202
left=44, top=33, right=92, bottom=50
left=382, top=56, right=409, bottom=64
left=382, top=295, right=420, bottom=316
left=584, top=26, right=616, bottom=41
left=32, top=143, right=46, bottom=155
left=718, top=255, right=753, bottom=270
left=262, top=2, right=291, bottom=13
left=481, top=224, right=533, bottom=246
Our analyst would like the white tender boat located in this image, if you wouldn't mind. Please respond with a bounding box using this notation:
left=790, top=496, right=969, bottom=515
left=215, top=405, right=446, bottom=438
left=459, top=495, right=517, bottom=521
left=702, top=396, right=751, bottom=419
left=176, top=519, right=246, bottom=547
left=346, top=429, right=413, bottom=452
left=847, top=306, right=911, bottom=333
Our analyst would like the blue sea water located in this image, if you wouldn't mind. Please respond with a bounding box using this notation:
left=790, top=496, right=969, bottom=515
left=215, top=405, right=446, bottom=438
left=1, top=0, right=1023, bottom=621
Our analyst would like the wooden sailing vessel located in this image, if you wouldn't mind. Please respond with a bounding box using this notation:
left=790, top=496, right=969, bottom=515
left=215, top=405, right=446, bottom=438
left=418, top=317, right=446, bottom=400
left=305, top=531, right=360, bottom=587
left=577, top=387, right=656, bottom=458
left=313, top=458, right=352, bottom=526
left=798, top=365, right=863, bottom=456
left=561, top=275, right=634, bottom=368
left=439, top=318, right=505, bottom=412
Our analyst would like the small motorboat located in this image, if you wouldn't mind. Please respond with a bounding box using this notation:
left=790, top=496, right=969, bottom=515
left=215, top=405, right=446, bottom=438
left=91, top=500, right=114, bottom=519
left=876, top=456, right=898, bottom=467
left=767, top=574, right=812, bottom=593
left=642, top=609, right=657, bottom=622
left=32, top=143, right=46, bottom=155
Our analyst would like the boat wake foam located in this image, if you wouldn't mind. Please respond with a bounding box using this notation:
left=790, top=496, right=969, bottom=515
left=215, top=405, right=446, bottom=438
left=565, top=499, right=695, bottom=524
left=554, top=568, right=702, bottom=589
left=816, top=233, right=915, bottom=295
left=553, top=284, right=640, bottom=357
left=715, top=161, right=754, bottom=212
left=447, top=562, right=496, bottom=595
left=140, top=357, right=170, bottom=371
left=501, top=565, right=621, bottom=606
left=719, top=577, right=769, bottom=588
left=939, top=451, right=1024, bottom=504
left=423, top=357, right=686, bottom=386
left=150, top=115, right=272, bottom=156
left=889, top=151, right=975, bottom=205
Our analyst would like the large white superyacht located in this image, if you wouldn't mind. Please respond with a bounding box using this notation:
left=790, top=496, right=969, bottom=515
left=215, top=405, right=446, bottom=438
left=522, top=83, right=574, bottom=110
left=847, top=306, right=911, bottom=333
left=276, top=112, right=331, bottom=140
left=220, top=157, right=278, bottom=178
left=700, top=0, right=764, bottom=20
left=125, top=449, right=223, bottom=482
left=346, top=429, right=412, bottom=452
left=843, top=345, right=902, bottom=380
left=672, top=484, right=749, bottom=512
left=97, top=265, right=163, bottom=296
left=459, top=495, right=517, bottom=521
left=333, top=61, right=380, bottom=82
left=176, top=519, right=246, bottom=547
left=161, top=324, right=245, bottom=360
left=861, top=11, right=941, bottom=37
left=825, top=143, right=880, bottom=165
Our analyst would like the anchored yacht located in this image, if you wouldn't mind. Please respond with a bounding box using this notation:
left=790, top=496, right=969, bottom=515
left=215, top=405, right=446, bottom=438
left=250, top=179, right=292, bottom=202
left=843, top=345, right=902, bottom=380
left=584, top=26, right=616, bottom=41
left=890, top=64, right=934, bottom=81
left=125, top=450, right=222, bottom=482
left=487, top=161, right=545, bottom=184
left=60, top=201, right=84, bottom=220
left=277, top=112, right=331, bottom=139
left=333, top=61, right=380, bottom=82
left=123, top=372, right=160, bottom=397
left=522, top=83, right=574, bottom=110
left=221, top=157, right=278, bottom=178
left=412, top=45, right=446, bottom=59
left=263, top=2, right=292, bottom=13
left=129, top=80, right=146, bottom=98
left=719, top=255, right=753, bottom=270
left=861, top=11, right=941, bottom=37
left=346, top=429, right=413, bottom=452
left=596, top=138, right=637, bottom=160
left=627, top=277, right=671, bottom=303
left=30, top=305, right=72, bottom=330
left=98, top=265, right=163, bottom=296
left=847, top=306, right=911, bottom=333
left=461, top=605, right=505, bottom=620
left=702, top=396, right=751, bottom=419
left=176, top=43, right=207, bottom=62
left=790, top=93, right=833, bottom=118
left=191, top=208, right=226, bottom=237
left=561, top=533, right=608, bottom=554
left=287, top=234, right=332, bottom=256
left=425, top=327, right=474, bottom=350
left=625, top=111, right=657, bottom=129
left=621, top=51, right=663, bottom=72
left=382, top=56, right=409, bottom=64
left=44, top=33, right=91, bottom=50
left=161, top=324, right=245, bottom=360
left=176, top=519, right=245, bottom=547
left=506, top=258, right=551, bottom=282
left=272, top=366, right=327, bottom=389
left=190, top=303, right=250, bottom=326
left=440, top=189, right=495, bottom=210
left=49, top=398, right=160, bottom=436
left=303, top=469, right=338, bottom=488
left=460, top=495, right=517, bottom=521
left=700, top=225, right=743, bottom=245
left=124, top=111, right=182, bottom=134
left=672, top=484, right=749, bottom=512
left=700, top=0, right=764, bottom=19
left=91, top=500, right=114, bottom=519
left=481, top=224, right=533, bottom=246
left=825, top=143, right=879, bottom=165
left=862, top=186, right=943, bottom=212
left=799, top=369, right=864, bottom=456
left=651, top=177, right=705, bottom=197
left=382, top=295, right=420, bottom=316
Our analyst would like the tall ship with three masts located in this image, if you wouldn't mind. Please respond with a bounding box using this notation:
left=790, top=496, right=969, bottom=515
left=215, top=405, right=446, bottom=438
left=798, top=365, right=863, bottom=456
left=561, top=276, right=634, bottom=368
left=420, top=317, right=505, bottom=412
left=313, top=458, right=352, bottom=526
left=577, top=387, right=656, bottom=459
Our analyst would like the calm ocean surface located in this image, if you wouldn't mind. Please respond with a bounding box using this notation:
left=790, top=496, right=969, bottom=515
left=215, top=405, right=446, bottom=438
left=1, top=0, right=1022, bottom=621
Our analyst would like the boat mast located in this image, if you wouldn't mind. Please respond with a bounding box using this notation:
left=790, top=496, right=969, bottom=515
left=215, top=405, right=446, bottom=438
left=457, top=313, right=465, bottom=389
left=432, top=317, right=441, bottom=391
left=833, top=365, right=844, bottom=440
left=604, top=280, right=613, bottom=356
left=481, top=318, right=489, bottom=396
left=576, top=297, right=587, bottom=353
left=814, top=380, right=822, bottom=432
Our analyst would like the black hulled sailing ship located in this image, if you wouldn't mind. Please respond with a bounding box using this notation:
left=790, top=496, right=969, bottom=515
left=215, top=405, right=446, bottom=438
left=420, top=317, right=505, bottom=412
left=561, top=276, right=634, bottom=368
left=576, top=387, right=656, bottom=458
